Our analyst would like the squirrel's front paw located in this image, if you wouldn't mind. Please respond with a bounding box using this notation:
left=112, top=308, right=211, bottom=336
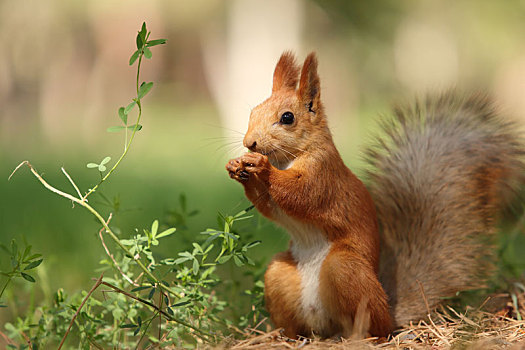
left=226, top=157, right=249, bottom=182
left=226, top=153, right=270, bottom=183
left=240, top=152, right=270, bottom=177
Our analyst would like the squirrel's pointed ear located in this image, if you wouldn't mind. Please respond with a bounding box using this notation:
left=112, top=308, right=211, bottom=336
left=272, top=51, right=300, bottom=93
left=298, top=52, right=320, bottom=112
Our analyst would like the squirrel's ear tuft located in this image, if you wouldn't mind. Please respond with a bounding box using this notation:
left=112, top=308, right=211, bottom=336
left=298, top=52, right=320, bottom=112
left=272, top=51, right=300, bottom=93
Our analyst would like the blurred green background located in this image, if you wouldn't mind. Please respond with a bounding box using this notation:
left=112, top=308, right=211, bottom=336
left=2, top=0, right=525, bottom=327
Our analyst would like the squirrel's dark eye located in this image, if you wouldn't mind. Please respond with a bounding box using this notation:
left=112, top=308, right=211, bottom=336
left=280, top=112, right=295, bottom=125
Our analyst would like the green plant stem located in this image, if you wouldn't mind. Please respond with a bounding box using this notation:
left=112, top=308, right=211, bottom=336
left=135, top=312, right=158, bottom=349
left=0, top=277, right=12, bottom=299
left=83, top=33, right=149, bottom=201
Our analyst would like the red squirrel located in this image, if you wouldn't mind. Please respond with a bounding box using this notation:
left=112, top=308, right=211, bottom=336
left=226, top=52, right=524, bottom=338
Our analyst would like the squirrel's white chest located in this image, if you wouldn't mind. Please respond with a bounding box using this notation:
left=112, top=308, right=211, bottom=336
left=275, top=210, right=332, bottom=333
left=292, top=238, right=332, bottom=332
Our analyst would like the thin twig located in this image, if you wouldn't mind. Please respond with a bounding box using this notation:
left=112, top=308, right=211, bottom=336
left=135, top=312, right=158, bottom=350
left=0, top=330, right=16, bottom=347
left=158, top=291, right=163, bottom=342
left=10, top=161, right=84, bottom=204
left=99, top=280, right=213, bottom=340
left=58, top=273, right=104, bottom=350
left=61, top=167, right=84, bottom=200
left=98, top=213, right=138, bottom=286
left=19, top=331, right=32, bottom=350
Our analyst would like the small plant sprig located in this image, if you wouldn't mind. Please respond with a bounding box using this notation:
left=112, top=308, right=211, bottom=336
left=0, top=239, right=43, bottom=302
left=84, top=22, right=165, bottom=200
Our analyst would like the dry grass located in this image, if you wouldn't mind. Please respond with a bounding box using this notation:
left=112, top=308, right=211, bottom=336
left=221, top=292, right=525, bottom=349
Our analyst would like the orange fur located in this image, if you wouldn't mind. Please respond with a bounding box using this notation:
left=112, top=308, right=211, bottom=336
left=264, top=251, right=306, bottom=337
left=226, top=52, right=392, bottom=337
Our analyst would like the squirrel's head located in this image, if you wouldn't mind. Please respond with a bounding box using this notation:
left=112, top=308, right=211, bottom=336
left=243, top=52, right=329, bottom=168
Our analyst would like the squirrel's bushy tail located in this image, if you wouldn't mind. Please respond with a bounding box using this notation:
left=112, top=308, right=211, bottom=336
left=365, top=93, right=525, bottom=327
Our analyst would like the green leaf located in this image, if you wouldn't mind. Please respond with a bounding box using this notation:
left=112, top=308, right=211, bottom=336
left=203, top=243, right=214, bottom=255
left=131, top=286, right=151, bottom=293
left=25, top=254, right=42, bottom=261
left=233, top=255, right=244, bottom=267
left=144, top=48, right=152, bottom=59
left=173, top=297, right=190, bottom=307
left=173, top=257, right=191, bottom=264
left=245, top=240, right=261, bottom=249
left=155, top=228, right=176, bottom=239
left=118, top=107, right=127, bottom=124
left=127, top=124, right=143, bottom=131
left=24, top=259, right=43, bottom=270
left=124, top=101, right=136, bottom=115
left=107, top=126, right=126, bottom=133
left=140, top=22, right=147, bottom=41
left=21, top=272, right=35, bottom=282
left=119, top=239, right=135, bottom=246
left=192, top=243, right=203, bottom=254
left=100, top=156, right=111, bottom=165
left=98, top=164, right=107, bottom=172
left=86, top=163, right=98, bottom=168
left=146, top=39, right=167, bottom=47
left=173, top=300, right=191, bottom=307
left=192, top=259, right=199, bottom=275
left=137, top=82, right=153, bottom=99
left=245, top=255, right=255, bottom=266
left=136, top=33, right=143, bottom=50
left=151, top=220, right=159, bottom=236
left=22, top=245, right=32, bottom=260
left=129, top=50, right=139, bottom=66
left=217, top=255, right=231, bottom=264
left=178, top=251, right=193, bottom=259
left=148, top=287, right=156, bottom=300
left=119, top=323, right=136, bottom=329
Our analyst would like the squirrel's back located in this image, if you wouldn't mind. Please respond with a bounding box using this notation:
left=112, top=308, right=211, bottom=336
left=365, top=93, right=525, bottom=326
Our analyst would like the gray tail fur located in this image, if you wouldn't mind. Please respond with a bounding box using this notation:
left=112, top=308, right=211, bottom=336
left=364, top=92, right=525, bottom=326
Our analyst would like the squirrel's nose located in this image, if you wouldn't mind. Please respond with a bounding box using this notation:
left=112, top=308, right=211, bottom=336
left=247, top=141, right=257, bottom=152
left=243, top=137, right=257, bottom=152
